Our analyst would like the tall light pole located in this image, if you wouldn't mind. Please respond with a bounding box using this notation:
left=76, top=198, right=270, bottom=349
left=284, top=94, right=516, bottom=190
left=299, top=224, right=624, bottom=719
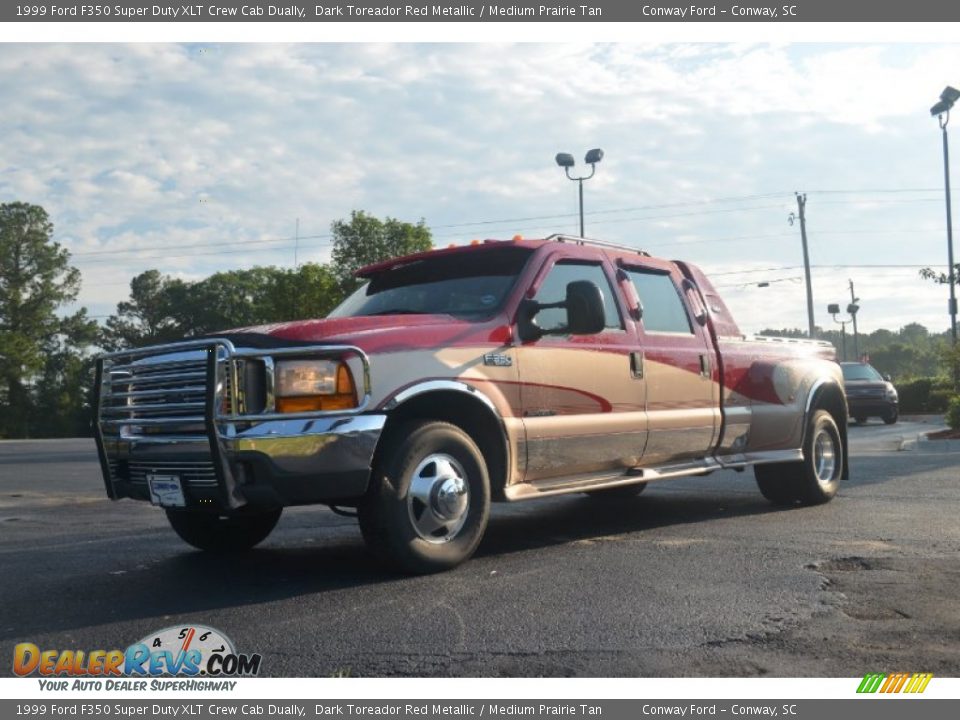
left=555, top=148, right=604, bottom=237
left=790, top=193, right=816, bottom=338
left=848, top=279, right=860, bottom=361
left=931, top=86, right=960, bottom=383
left=828, top=302, right=857, bottom=362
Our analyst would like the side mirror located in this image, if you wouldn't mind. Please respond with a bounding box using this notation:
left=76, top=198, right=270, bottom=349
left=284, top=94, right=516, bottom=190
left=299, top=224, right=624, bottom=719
left=884, top=374, right=892, bottom=382
left=564, top=280, right=605, bottom=335
left=517, top=280, right=606, bottom=341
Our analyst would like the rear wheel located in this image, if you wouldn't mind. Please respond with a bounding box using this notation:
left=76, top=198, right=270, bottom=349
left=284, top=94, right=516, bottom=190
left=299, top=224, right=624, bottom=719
left=165, top=508, right=281, bottom=552
left=755, top=409, right=843, bottom=506
left=358, top=420, right=490, bottom=574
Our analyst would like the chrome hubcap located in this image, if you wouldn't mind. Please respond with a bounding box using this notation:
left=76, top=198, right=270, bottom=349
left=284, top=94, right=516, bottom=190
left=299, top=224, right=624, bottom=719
left=407, top=453, right=470, bottom=543
left=813, top=429, right=838, bottom=485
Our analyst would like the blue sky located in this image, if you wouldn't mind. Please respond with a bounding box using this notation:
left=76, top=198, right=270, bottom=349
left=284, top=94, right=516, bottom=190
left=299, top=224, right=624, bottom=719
left=2, top=42, right=959, bottom=334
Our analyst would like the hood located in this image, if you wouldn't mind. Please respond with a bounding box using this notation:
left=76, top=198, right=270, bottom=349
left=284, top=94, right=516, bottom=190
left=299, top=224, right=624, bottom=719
left=843, top=379, right=889, bottom=389
left=221, top=314, right=509, bottom=353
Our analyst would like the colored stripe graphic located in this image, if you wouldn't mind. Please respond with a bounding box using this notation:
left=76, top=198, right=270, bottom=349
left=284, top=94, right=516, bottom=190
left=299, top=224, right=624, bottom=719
left=857, top=673, right=933, bottom=694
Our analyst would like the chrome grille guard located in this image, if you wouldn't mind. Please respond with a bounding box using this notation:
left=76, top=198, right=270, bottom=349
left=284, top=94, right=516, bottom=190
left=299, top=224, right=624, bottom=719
left=94, top=337, right=372, bottom=508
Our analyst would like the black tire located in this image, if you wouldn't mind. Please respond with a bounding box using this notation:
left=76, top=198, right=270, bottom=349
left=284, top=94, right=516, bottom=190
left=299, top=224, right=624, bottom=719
left=358, top=420, right=491, bottom=574
left=165, top=508, right=281, bottom=552
left=584, top=481, right=647, bottom=500
left=755, top=409, right=843, bottom=507
left=882, top=408, right=898, bottom=425
left=755, top=463, right=803, bottom=506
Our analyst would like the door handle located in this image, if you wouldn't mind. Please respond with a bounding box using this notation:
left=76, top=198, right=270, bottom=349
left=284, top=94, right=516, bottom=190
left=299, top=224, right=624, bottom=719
left=630, top=351, right=644, bottom=379
left=699, top=354, right=711, bottom=378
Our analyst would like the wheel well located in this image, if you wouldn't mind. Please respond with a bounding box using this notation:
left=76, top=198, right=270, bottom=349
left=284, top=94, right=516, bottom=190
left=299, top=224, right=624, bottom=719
left=376, top=390, right=510, bottom=500
left=809, top=382, right=849, bottom=480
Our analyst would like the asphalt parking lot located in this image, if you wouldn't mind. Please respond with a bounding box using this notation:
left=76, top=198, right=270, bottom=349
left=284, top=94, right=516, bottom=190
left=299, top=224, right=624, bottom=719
left=1, top=417, right=958, bottom=677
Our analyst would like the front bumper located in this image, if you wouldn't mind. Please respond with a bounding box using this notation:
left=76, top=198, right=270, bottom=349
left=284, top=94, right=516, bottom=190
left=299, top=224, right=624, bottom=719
left=94, top=338, right=384, bottom=512
left=846, top=397, right=898, bottom=418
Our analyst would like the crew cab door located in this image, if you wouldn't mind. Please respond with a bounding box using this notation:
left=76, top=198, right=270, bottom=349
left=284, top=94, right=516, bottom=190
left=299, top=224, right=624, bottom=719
left=514, top=251, right=648, bottom=482
left=619, top=261, right=719, bottom=464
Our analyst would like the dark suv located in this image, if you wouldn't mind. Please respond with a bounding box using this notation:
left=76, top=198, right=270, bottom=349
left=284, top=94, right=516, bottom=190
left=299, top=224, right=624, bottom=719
left=841, top=362, right=898, bottom=425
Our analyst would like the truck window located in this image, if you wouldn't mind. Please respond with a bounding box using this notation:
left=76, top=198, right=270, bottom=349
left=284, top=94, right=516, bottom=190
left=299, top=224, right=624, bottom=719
left=533, top=260, right=622, bottom=331
left=625, top=269, right=694, bottom=334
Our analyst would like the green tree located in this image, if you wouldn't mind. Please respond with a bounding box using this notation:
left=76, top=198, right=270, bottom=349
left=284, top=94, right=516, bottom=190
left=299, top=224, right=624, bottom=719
left=330, top=210, right=432, bottom=294
left=32, top=311, right=99, bottom=437
left=99, top=270, right=190, bottom=351
left=0, top=202, right=94, bottom=437
left=264, top=263, right=342, bottom=321
left=101, top=264, right=346, bottom=350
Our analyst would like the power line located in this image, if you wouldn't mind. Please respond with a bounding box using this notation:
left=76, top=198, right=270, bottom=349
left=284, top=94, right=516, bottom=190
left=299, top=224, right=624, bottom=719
left=804, top=188, right=942, bottom=194
left=70, top=233, right=331, bottom=257
left=707, top=263, right=943, bottom=278
left=61, top=186, right=957, bottom=269
left=68, top=203, right=792, bottom=265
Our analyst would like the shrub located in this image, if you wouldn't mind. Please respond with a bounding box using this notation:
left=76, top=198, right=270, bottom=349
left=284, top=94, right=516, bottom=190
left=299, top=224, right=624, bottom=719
left=897, top=377, right=933, bottom=413
left=896, top=376, right=954, bottom=413
left=928, top=388, right=955, bottom=413
left=947, top=396, right=960, bottom=430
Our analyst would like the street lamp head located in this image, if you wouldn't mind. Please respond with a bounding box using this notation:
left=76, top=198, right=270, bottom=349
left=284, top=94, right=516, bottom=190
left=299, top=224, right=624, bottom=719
left=827, top=303, right=841, bottom=315
left=932, top=99, right=952, bottom=117
left=555, top=152, right=575, bottom=168
left=932, top=87, right=960, bottom=117
left=584, top=148, right=604, bottom=165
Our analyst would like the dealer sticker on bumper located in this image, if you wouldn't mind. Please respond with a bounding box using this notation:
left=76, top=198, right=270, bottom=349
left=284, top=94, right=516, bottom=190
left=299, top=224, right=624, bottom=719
left=147, top=475, right=185, bottom=507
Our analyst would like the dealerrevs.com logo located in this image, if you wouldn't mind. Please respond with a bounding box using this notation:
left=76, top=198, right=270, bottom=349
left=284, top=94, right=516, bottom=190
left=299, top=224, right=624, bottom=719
left=13, top=625, right=262, bottom=686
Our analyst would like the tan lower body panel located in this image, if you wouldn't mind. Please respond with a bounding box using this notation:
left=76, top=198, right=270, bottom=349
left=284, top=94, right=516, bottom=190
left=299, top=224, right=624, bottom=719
left=504, top=448, right=803, bottom=501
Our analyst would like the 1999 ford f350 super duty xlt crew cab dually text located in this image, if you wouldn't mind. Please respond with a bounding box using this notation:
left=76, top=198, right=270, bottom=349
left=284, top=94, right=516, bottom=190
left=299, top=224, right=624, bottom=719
left=94, top=234, right=848, bottom=573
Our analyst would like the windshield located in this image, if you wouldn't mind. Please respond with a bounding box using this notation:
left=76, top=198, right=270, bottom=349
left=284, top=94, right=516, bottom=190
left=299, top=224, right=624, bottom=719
left=842, top=363, right=884, bottom=382
left=328, top=245, right=534, bottom=319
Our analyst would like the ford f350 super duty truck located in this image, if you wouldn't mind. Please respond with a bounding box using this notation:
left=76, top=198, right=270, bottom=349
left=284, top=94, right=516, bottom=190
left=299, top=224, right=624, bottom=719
left=94, top=234, right=848, bottom=573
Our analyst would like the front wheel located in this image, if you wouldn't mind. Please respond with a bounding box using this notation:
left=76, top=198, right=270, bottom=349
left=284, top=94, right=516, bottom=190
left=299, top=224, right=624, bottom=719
left=165, top=508, right=281, bottom=552
left=755, top=409, right=843, bottom=506
left=882, top=408, right=898, bottom=425
left=358, top=420, right=491, bottom=574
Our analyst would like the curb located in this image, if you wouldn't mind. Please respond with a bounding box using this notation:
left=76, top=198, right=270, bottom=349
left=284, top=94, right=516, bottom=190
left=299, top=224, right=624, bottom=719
left=915, top=433, right=960, bottom=452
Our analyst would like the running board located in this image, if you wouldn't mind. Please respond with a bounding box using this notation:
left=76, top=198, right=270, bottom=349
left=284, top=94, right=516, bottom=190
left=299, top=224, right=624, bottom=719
left=503, top=449, right=803, bottom=502
left=505, top=458, right=720, bottom=501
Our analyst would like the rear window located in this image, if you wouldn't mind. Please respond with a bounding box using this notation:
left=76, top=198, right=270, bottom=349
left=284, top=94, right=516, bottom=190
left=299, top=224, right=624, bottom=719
left=625, top=269, right=693, bottom=335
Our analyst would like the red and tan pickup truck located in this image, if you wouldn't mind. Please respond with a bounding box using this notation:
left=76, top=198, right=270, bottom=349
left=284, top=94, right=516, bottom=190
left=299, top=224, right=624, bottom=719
left=94, top=234, right=848, bottom=573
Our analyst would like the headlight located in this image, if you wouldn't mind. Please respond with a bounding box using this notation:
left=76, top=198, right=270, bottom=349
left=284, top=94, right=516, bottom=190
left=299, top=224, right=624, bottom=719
left=274, top=359, right=357, bottom=413
left=885, top=385, right=898, bottom=401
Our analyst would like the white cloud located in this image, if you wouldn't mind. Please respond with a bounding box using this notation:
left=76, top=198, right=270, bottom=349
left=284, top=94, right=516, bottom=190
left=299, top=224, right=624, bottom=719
left=0, top=42, right=956, bottom=334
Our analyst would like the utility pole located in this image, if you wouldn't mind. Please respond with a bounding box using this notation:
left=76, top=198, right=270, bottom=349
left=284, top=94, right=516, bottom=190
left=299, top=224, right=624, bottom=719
left=795, top=193, right=816, bottom=339
left=848, top=279, right=860, bottom=361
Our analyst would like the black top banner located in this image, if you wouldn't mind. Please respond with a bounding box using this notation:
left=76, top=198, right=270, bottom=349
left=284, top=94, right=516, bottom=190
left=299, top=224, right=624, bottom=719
left=5, top=0, right=960, bottom=22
